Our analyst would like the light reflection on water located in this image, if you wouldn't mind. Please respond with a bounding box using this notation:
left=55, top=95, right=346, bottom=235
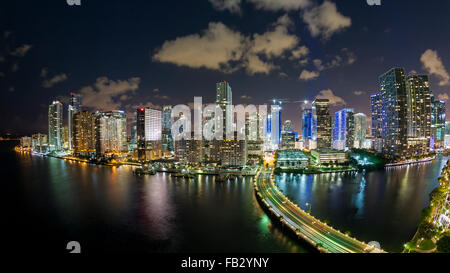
left=275, top=155, right=449, bottom=252
left=5, top=145, right=307, bottom=253
left=5, top=141, right=447, bottom=253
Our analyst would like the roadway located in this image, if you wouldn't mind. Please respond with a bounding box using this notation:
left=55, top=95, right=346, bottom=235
left=255, top=168, right=385, bottom=253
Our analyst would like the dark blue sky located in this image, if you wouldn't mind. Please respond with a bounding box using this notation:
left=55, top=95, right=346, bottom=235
left=0, top=0, right=449, bottom=135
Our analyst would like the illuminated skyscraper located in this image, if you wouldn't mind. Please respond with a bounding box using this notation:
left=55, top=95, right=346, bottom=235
left=95, top=111, right=127, bottom=155
left=302, top=101, right=316, bottom=149
left=145, top=108, right=162, bottom=141
left=136, top=108, right=146, bottom=148
left=431, top=94, right=446, bottom=149
left=354, top=113, right=367, bottom=149
left=48, top=100, right=63, bottom=151
left=162, top=105, right=174, bottom=152
left=445, top=121, right=450, bottom=149
left=216, top=81, right=232, bottom=137
left=370, top=93, right=383, bottom=138
left=73, top=111, right=96, bottom=155
left=380, top=68, right=408, bottom=157
left=283, top=120, right=294, bottom=132
left=333, top=108, right=354, bottom=151
left=405, top=74, right=432, bottom=155
left=68, top=93, right=82, bottom=151
left=313, top=99, right=332, bottom=149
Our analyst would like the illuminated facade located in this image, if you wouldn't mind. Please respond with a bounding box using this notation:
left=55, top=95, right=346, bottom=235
left=276, top=149, right=309, bottom=169
left=380, top=68, right=408, bottom=157
left=31, top=133, right=48, bottom=153
left=68, top=93, right=82, bottom=151
left=48, top=100, right=63, bottom=151
left=216, top=81, right=232, bottom=137
left=313, top=99, right=332, bottom=149
left=370, top=93, right=383, bottom=152
left=333, top=108, right=354, bottom=151
left=354, top=113, right=367, bottom=149
left=162, top=105, right=174, bottom=152
left=145, top=108, right=162, bottom=141
left=95, top=111, right=127, bottom=155
left=431, top=94, right=446, bottom=149
left=302, top=104, right=316, bottom=149
left=406, top=74, right=432, bottom=155
left=73, top=111, right=96, bottom=155
left=445, top=121, right=450, bottom=149
left=311, top=149, right=349, bottom=165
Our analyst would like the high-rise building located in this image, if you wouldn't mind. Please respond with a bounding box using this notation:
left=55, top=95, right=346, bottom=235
left=405, top=74, right=432, bottom=155
left=267, top=101, right=282, bottom=148
left=283, top=120, right=294, bottom=132
left=48, top=101, right=63, bottom=151
left=354, top=113, right=367, bottom=149
left=302, top=103, right=316, bottom=149
left=136, top=108, right=146, bottom=148
left=31, top=133, right=48, bottom=153
left=333, top=108, right=355, bottom=151
left=135, top=107, right=162, bottom=148
left=313, top=99, right=332, bottom=149
left=95, top=111, right=127, bottom=155
left=162, top=105, right=174, bottom=152
left=370, top=93, right=383, bottom=138
left=380, top=68, right=408, bottom=157
left=445, top=121, right=450, bottom=149
left=145, top=108, right=162, bottom=141
left=431, top=94, right=446, bottom=149
left=406, top=75, right=432, bottom=138
left=68, top=93, right=82, bottom=151
left=216, top=81, right=232, bottom=137
left=73, top=111, right=96, bottom=155
left=281, top=131, right=296, bottom=149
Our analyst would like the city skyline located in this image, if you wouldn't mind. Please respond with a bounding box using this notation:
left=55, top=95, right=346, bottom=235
left=1, top=1, right=450, bottom=136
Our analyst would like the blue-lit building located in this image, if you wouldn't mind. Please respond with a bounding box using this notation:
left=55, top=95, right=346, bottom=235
left=266, top=100, right=282, bottom=148
left=380, top=68, right=408, bottom=157
left=302, top=105, right=316, bottom=149
left=332, top=108, right=354, bottom=151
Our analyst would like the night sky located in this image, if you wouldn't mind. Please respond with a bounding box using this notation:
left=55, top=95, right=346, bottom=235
left=0, top=0, right=449, bottom=135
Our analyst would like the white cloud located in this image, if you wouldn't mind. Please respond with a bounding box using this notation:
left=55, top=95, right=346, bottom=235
left=209, top=0, right=241, bottom=14
left=299, top=69, right=319, bottom=81
left=154, top=94, right=170, bottom=100
left=153, top=16, right=304, bottom=75
left=290, top=45, right=309, bottom=60
left=302, top=1, right=351, bottom=39
left=279, top=72, right=288, bottom=78
left=438, top=93, right=449, bottom=101
left=79, top=77, right=141, bottom=111
left=420, top=49, right=450, bottom=86
left=315, top=89, right=346, bottom=105
left=241, top=95, right=253, bottom=99
left=42, top=73, right=69, bottom=88
left=248, top=0, right=311, bottom=11
left=353, top=91, right=365, bottom=96
left=10, top=44, right=33, bottom=57
left=153, top=22, right=245, bottom=72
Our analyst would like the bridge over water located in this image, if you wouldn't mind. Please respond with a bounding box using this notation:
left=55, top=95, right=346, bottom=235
left=254, top=168, right=386, bottom=253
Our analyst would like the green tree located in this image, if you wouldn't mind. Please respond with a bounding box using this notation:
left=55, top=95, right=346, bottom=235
left=437, top=236, right=450, bottom=253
